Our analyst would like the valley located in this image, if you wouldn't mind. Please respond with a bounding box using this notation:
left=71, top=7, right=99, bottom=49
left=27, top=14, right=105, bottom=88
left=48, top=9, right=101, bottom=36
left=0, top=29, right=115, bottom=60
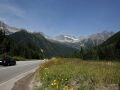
left=0, top=0, right=120, bottom=90
left=0, top=21, right=120, bottom=90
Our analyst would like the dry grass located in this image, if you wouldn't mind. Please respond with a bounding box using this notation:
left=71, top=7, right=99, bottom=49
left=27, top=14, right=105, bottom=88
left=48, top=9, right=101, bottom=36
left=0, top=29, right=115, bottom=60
left=36, top=58, right=120, bottom=90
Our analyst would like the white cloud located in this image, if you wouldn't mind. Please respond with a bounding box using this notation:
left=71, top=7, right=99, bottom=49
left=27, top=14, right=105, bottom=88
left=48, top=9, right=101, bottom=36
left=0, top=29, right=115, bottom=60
left=0, top=3, right=25, bottom=18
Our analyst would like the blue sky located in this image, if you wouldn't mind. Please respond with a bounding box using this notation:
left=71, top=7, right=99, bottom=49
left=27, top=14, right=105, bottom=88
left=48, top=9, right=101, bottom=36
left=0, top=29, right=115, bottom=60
left=0, top=0, right=120, bottom=36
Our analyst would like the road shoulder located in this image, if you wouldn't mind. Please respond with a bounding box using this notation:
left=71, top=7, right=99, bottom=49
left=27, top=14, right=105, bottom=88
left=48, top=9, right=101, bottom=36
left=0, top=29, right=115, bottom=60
left=0, top=67, right=37, bottom=90
left=12, top=72, right=34, bottom=90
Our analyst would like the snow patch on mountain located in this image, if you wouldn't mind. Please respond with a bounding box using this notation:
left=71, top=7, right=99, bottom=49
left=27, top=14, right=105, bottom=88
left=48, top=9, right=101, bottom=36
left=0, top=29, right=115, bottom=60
left=0, top=21, right=20, bottom=34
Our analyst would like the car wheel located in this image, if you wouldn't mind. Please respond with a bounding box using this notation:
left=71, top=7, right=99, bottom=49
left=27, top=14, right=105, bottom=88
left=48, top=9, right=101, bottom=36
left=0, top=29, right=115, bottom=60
left=7, top=63, right=10, bottom=66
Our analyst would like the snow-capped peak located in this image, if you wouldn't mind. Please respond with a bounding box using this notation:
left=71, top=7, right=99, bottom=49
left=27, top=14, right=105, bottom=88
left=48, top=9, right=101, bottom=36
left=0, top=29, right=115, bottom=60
left=53, top=35, right=80, bottom=43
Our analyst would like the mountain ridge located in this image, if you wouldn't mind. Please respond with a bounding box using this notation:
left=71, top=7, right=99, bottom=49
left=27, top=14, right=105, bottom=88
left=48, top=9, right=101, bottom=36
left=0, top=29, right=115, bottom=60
left=77, top=31, right=120, bottom=60
left=0, top=20, right=116, bottom=50
left=9, top=29, right=77, bottom=58
left=50, top=31, right=114, bottom=49
left=0, top=21, right=20, bottom=35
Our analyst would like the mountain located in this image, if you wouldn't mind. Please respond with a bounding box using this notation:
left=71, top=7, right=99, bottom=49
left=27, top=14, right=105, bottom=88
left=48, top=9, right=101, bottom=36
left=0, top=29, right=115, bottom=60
left=0, top=21, right=20, bottom=35
left=77, top=31, right=120, bottom=60
left=0, top=21, right=115, bottom=50
left=79, top=31, right=114, bottom=48
left=97, top=31, right=120, bottom=60
left=52, top=31, right=114, bottom=49
left=0, top=20, right=116, bottom=59
left=54, top=35, right=79, bottom=43
left=98, top=31, right=120, bottom=60
left=0, top=21, right=77, bottom=59
left=101, top=31, right=120, bottom=46
left=9, top=30, right=77, bottom=58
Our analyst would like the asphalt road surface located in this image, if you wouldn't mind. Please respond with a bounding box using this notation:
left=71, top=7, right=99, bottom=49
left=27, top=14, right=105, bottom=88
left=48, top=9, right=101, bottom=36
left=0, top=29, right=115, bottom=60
left=0, top=60, right=43, bottom=84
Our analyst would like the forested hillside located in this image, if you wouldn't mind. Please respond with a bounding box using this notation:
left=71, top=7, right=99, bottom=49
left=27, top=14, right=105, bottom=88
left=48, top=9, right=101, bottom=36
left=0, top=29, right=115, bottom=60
left=76, top=31, right=120, bottom=60
left=0, top=29, right=77, bottom=59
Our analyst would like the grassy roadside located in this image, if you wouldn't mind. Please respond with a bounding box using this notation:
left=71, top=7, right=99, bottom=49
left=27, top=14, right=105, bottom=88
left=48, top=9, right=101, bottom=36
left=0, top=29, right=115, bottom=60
left=36, top=58, right=120, bottom=90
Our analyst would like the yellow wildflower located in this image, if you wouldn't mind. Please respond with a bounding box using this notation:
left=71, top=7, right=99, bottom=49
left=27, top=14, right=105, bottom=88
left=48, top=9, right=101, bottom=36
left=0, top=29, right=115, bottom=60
left=53, top=80, right=57, bottom=82
left=51, top=80, right=59, bottom=88
left=69, top=87, right=74, bottom=90
left=63, top=86, right=74, bottom=90
left=51, top=83, right=54, bottom=86
left=63, top=86, right=68, bottom=90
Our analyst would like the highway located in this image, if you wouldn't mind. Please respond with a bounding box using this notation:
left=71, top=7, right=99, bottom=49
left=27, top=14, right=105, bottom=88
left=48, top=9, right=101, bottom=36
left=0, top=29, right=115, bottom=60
left=0, top=60, right=43, bottom=90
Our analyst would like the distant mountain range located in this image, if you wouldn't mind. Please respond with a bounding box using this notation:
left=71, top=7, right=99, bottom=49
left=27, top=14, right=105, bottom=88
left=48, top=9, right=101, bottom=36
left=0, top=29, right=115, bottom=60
left=80, top=31, right=120, bottom=60
left=0, top=20, right=115, bottom=50
left=0, top=20, right=119, bottom=60
left=50, top=31, right=114, bottom=49
left=52, top=31, right=114, bottom=43
left=54, top=35, right=79, bottom=43
left=0, top=21, right=77, bottom=59
left=10, top=30, right=77, bottom=58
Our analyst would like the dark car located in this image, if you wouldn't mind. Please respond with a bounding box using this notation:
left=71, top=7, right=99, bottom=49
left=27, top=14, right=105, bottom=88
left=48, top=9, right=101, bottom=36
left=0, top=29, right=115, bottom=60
left=0, top=59, right=2, bottom=65
left=2, top=57, right=16, bottom=66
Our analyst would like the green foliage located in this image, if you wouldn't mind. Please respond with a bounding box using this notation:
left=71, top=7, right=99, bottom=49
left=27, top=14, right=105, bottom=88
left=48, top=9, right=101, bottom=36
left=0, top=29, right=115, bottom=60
left=0, top=29, right=77, bottom=59
left=9, top=30, right=77, bottom=58
left=75, top=31, right=120, bottom=60
left=0, top=29, right=43, bottom=59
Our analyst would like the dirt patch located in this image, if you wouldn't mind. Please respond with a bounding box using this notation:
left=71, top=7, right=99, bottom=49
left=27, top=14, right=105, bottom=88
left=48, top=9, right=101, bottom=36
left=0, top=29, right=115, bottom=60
left=12, top=72, right=35, bottom=90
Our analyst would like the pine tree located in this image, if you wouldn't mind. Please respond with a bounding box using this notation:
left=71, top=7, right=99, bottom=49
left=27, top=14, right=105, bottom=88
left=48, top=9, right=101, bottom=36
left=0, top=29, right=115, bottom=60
left=80, top=47, right=84, bottom=59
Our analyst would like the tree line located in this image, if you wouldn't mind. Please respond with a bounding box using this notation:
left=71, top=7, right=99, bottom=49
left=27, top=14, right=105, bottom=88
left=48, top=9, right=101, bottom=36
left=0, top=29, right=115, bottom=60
left=74, top=44, right=120, bottom=61
left=0, top=29, right=44, bottom=59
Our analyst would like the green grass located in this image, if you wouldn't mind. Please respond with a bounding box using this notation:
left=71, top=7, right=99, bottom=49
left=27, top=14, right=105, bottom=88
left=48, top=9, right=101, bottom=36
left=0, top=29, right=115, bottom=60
left=36, top=58, right=120, bottom=90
